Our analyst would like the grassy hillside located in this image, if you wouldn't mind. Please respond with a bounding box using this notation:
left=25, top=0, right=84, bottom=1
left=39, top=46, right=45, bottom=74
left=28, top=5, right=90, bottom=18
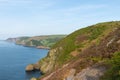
left=52, top=21, right=120, bottom=65
left=38, top=21, right=120, bottom=80
left=7, top=35, right=66, bottom=49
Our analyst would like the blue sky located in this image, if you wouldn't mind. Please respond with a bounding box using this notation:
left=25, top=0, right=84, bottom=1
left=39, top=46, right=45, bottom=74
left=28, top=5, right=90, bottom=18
left=0, top=0, right=120, bottom=39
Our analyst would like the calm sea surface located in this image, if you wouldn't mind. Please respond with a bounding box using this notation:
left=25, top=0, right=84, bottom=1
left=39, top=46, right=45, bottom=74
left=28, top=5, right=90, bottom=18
left=0, top=41, right=48, bottom=80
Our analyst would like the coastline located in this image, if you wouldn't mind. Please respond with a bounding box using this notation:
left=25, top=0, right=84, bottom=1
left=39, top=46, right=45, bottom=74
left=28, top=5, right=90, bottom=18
left=0, top=41, right=48, bottom=80
left=5, top=40, right=50, bottom=50
left=15, top=43, right=50, bottom=50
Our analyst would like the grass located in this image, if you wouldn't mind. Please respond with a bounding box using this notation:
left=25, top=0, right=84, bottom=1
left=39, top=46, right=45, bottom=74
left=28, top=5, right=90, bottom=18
left=16, top=35, right=66, bottom=48
left=37, top=21, right=120, bottom=80
left=51, top=21, right=120, bottom=65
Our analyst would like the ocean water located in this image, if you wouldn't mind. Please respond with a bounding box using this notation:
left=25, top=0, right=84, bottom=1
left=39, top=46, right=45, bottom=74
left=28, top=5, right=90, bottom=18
left=0, top=41, right=48, bottom=80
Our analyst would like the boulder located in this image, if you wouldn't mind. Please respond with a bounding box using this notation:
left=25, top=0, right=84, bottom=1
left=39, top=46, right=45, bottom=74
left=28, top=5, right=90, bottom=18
left=33, top=63, right=40, bottom=70
left=31, top=77, right=37, bottom=80
left=25, top=64, right=34, bottom=71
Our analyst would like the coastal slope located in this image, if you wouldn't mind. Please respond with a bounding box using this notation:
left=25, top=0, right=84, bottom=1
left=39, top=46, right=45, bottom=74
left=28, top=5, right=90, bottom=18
left=6, top=35, right=66, bottom=49
left=38, top=21, right=120, bottom=80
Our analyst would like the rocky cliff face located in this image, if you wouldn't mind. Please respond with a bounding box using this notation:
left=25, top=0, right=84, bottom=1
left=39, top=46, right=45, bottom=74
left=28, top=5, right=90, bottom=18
left=6, top=38, right=18, bottom=43
left=39, top=47, right=61, bottom=73
left=65, top=64, right=107, bottom=80
left=38, top=21, right=120, bottom=80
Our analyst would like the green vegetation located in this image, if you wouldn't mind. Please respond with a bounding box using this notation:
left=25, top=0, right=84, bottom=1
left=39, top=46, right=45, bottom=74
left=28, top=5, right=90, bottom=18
left=88, top=26, right=107, bottom=40
left=15, top=35, right=66, bottom=48
left=52, top=21, right=120, bottom=65
left=19, top=37, right=30, bottom=40
left=31, top=40, right=43, bottom=46
left=101, top=52, right=120, bottom=80
left=38, top=21, right=120, bottom=79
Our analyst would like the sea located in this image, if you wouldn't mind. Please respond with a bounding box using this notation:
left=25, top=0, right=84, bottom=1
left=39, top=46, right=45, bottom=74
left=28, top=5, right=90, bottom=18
left=0, top=41, right=48, bottom=80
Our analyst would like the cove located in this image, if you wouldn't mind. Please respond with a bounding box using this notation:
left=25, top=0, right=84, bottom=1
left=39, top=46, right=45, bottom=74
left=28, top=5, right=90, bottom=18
left=0, top=41, right=48, bottom=80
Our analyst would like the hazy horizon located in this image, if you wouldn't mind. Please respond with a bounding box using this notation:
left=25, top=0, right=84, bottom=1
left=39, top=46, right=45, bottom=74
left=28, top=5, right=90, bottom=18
left=0, top=0, right=120, bottom=39
left=2, top=34, right=68, bottom=40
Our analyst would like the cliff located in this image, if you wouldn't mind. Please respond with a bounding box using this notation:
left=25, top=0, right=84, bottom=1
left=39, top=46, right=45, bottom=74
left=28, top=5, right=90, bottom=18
left=6, top=38, right=19, bottom=43
left=38, top=21, right=120, bottom=80
left=6, top=35, right=66, bottom=49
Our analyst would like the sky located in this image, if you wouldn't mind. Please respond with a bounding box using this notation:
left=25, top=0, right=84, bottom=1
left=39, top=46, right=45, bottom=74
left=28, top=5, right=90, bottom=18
left=0, top=0, right=120, bottom=39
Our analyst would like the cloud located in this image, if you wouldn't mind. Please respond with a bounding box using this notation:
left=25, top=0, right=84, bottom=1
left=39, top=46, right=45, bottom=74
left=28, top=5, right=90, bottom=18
left=63, top=4, right=106, bottom=12
left=0, top=0, right=32, bottom=4
left=0, top=0, right=32, bottom=7
left=0, top=0, right=31, bottom=3
left=0, top=0, right=55, bottom=10
left=67, top=4, right=106, bottom=11
left=59, top=4, right=107, bottom=16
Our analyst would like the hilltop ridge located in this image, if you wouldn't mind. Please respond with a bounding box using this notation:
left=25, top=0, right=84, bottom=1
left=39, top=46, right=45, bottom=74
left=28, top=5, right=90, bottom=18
left=36, top=21, right=120, bottom=80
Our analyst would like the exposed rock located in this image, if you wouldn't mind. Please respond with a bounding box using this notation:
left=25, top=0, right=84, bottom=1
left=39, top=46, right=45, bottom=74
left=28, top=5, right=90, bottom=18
left=26, top=63, right=41, bottom=72
left=6, top=38, right=18, bottom=43
left=65, top=65, right=106, bottom=80
left=38, top=47, right=61, bottom=74
left=36, top=46, right=50, bottom=49
left=33, top=62, right=40, bottom=70
left=31, top=77, right=37, bottom=80
left=39, top=48, right=58, bottom=73
left=41, top=63, right=70, bottom=80
left=66, top=69, right=76, bottom=80
left=117, top=39, right=120, bottom=44
left=70, top=50, right=79, bottom=57
left=106, top=36, right=116, bottom=47
left=25, top=64, right=34, bottom=71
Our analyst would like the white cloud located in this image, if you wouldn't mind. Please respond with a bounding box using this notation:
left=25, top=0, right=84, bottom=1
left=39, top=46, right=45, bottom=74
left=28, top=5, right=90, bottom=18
left=0, top=0, right=32, bottom=4
left=67, top=4, right=106, bottom=11
left=0, top=0, right=31, bottom=7
left=59, top=4, right=107, bottom=16
left=0, top=0, right=31, bottom=3
left=0, top=0, right=55, bottom=10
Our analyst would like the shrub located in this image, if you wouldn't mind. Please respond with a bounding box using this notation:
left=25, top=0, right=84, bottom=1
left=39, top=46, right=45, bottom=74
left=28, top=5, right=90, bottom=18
left=101, top=52, right=120, bottom=80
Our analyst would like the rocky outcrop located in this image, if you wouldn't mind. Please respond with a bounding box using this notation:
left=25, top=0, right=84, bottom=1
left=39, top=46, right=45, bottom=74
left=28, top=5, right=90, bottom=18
left=31, top=77, right=37, bottom=80
left=39, top=48, right=59, bottom=73
left=25, top=64, right=34, bottom=71
left=36, top=46, right=50, bottom=50
left=65, top=65, right=106, bottom=80
left=65, top=69, right=76, bottom=80
left=6, top=38, right=18, bottom=43
left=26, top=63, right=40, bottom=72
left=33, top=63, right=40, bottom=70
